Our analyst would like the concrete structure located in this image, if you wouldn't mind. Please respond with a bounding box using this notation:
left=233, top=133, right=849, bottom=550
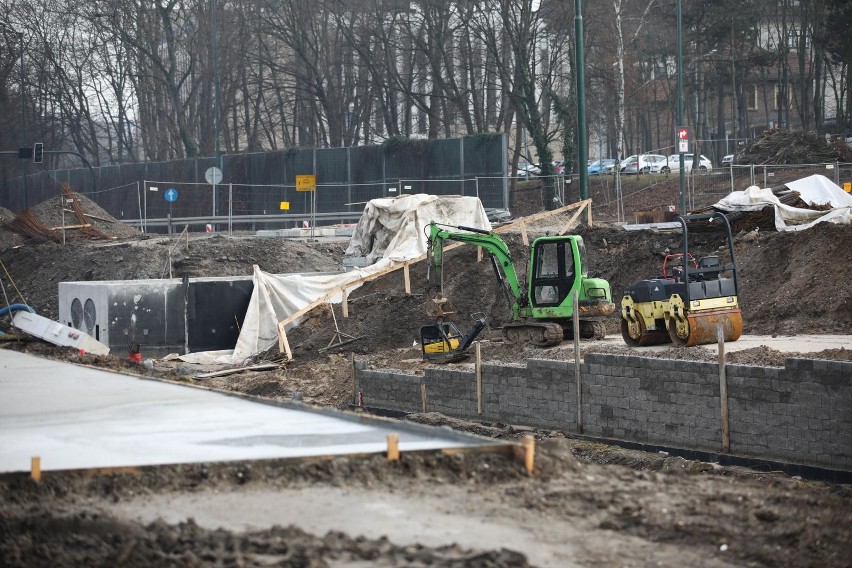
left=355, top=349, right=852, bottom=472
left=0, top=350, right=501, bottom=474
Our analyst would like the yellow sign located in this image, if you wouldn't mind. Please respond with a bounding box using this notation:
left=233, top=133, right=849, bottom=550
left=279, top=201, right=290, bottom=210
left=844, top=182, right=851, bottom=193
left=296, top=175, right=316, bottom=192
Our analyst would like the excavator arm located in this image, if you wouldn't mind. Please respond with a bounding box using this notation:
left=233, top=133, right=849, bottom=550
left=428, top=222, right=525, bottom=314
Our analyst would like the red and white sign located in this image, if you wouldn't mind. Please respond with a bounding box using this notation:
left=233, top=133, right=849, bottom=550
left=676, top=126, right=690, bottom=153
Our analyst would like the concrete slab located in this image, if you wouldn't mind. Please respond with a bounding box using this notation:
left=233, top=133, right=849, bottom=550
left=595, top=334, right=850, bottom=354
left=0, top=350, right=497, bottom=474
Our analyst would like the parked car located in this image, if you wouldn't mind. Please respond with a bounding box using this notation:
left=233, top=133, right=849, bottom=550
left=620, top=154, right=668, bottom=174
left=510, top=162, right=541, bottom=178
left=588, top=158, right=616, bottom=175
left=721, top=154, right=735, bottom=167
left=665, top=154, right=713, bottom=173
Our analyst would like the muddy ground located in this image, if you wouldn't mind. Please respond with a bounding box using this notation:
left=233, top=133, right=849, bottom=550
left=1, top=186, right=851, bottom=566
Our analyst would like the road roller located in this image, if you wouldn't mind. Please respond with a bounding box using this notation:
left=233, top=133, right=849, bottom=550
left=621, top=212, right=743, bottom=347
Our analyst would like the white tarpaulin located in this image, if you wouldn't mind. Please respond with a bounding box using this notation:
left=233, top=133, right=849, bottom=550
left=345, top=194, right=491, bottom=263
left=713, top=174, right=852, bottom=231
left=181, top=195, right=491, bottom=365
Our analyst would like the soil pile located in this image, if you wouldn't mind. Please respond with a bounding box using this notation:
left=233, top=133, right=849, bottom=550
left=736, top=128, right=852, bottom=165
left=0, top=236, right=347, bottom=320
left=1, top=187, right=140, bottom=243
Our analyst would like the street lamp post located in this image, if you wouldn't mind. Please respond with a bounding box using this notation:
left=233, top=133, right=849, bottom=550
left=19, top=32, right=29, bottom=208
left=211, top=0, right=222, bottom=219
left=575, top=0, right=588, bottom=206
left=676, top=0, right=685, bottom=213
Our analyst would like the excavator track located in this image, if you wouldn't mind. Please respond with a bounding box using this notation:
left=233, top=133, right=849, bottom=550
left=668, top=308, right=743, bottom=347
left=502, top=322, right=564, bottom=347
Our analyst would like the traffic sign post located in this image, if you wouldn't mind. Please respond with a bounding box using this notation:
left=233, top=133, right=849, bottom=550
left=296, top=175, right=317, bottom=238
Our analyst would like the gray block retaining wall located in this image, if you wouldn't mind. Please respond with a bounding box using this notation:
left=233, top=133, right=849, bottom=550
left=354, top=354, right=852, bottom=471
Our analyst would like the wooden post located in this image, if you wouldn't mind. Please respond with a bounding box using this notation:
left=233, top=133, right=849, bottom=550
left=475, top=342, right=483, bottom=415
left=477, top=246, right=483, bottom=262
left=520, top=221, right=529, bottom=246
left=718, top=325, right=730, bottom=452
left=342, top=288, right=349, bottom=318
left=420, top=383, right=428, bottom=413
left=573, top=291, right=583, bottom=433
left=387, top=433, right=400, bottom=462
left=277, top=321, right=293, bottom=361
left=403, top=262, right=411, bottom=294
left=586, top=200, right=593, bottom=228
left=31, top=456, right=41, bottom=482
left=513, top=435, right=535, bottom=473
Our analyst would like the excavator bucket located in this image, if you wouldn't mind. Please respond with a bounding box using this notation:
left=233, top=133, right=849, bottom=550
left=420, top=314, right=487, bottom=364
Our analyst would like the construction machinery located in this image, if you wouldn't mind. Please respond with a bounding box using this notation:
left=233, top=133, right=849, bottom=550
left=420, top=222, right=616, bottom=361
left=620, top=212, right=743, bottom=347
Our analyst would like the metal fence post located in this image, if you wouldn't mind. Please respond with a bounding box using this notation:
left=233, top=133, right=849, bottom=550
left=835, top=161, right=840, bottom=186
left=763, top=166, right=767, bottom=189
left=143, top=179, right=148, bottom=233
left=750, top=164, right=755, bottom=187
left=729, top=165, right=735, bottom=194
left=228, top=182, right=233, bottom=237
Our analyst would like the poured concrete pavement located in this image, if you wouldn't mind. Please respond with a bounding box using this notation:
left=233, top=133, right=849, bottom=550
left=0, top=350, right=496, bottom=474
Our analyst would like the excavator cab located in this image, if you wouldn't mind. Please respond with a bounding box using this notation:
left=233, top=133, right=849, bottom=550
left=530, top=239, right=576, bottom=307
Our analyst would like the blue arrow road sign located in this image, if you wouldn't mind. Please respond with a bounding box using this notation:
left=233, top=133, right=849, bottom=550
left=165, top=188, right=178, bottom=202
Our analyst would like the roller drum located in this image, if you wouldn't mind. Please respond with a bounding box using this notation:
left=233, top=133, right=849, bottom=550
left=669, top=308, right=743, bottom=347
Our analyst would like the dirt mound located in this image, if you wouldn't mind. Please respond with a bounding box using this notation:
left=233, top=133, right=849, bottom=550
left=0, top=236, right=347, bottom=320
left=736, top=129, right=852, bottom=165
left=1, top=187, right=140, bottom=245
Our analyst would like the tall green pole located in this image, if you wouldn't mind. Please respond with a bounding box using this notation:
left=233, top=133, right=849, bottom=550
left=677, top=0, right=685, bottom=213
left=19, top=32, right=28, bottom=208
left=212, top=0, right=221, bottom=218
left=575, top=0, right=588, bottom=204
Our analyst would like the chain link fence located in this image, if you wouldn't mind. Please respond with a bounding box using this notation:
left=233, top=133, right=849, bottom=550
left=2, top=134, right=510, bottom=231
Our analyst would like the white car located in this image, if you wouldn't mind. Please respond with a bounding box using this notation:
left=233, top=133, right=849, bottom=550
left=620, top=154, right=668, bottom=174
left=666, top=154, right=713, bottom=172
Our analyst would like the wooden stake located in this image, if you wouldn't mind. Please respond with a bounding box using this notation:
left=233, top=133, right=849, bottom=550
left=475, top=342, right=482, bottom=415
left=557, top=202, right=589, bottom=236
left=573, top=291, right=583, bottom=433
left=420, top=383, right=428, bottom=413
left=403, top=262, right=411, bottom=294
left=587, top=201, right=593, bottom=228
left=477, top=246, right=483, bottom=262
left=718, top=325, right=730, bottom=453
left=386, top=433, right=400, bottom=462
left=520, top=221, right=529, bottom=246
left=31, top=456, right=41, bottom=482
left=513, top=435, right=535, bottom=474
left=277, top=321, right=293, bottom=361
left=342, top=288, right=349, bottom=318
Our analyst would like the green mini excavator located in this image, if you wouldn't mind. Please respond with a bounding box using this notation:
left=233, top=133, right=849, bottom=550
left=420, top=222, right=615, bottom=362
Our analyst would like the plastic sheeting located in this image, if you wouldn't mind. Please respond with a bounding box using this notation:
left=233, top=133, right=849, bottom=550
left=713, top=174, right=852, bottom=232
left=345, top=194, right=491, bottom=263
left=181, top=195, right=491, bottom=364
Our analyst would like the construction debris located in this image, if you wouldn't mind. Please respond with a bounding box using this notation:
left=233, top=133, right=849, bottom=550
left=735, top=128, right=852, bottom=165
